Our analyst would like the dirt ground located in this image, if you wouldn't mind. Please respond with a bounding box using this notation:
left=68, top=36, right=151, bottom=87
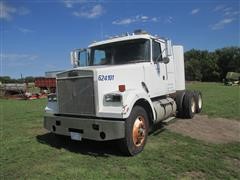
left=166, top=115, right=240, bottom=144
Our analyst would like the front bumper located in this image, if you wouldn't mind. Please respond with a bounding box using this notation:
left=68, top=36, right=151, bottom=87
left=44, top=114, right=125, bottom=141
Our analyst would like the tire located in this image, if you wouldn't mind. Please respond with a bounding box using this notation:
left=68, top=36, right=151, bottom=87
left=54, top=133, right=65, bottom=139
left=119, top=106, right=149, bottom=156
left=51, top=133, right=67, bottom=147
left=182, top=91, right=196, bottom=119
left=193, top=91, right=203, bottom=113
left=176, top=90, right=185, bottom=118
left=54, top=133, right=67, bottom=143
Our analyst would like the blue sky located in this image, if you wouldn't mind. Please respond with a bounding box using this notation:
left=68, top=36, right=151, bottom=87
left=0, top=0, right=239, bottom=78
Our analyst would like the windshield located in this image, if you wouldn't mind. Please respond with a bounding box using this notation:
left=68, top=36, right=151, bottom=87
left=90, top=39, right=150, bottom=66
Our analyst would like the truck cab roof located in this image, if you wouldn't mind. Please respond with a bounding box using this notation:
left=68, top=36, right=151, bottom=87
left=88, top=33, right=166, bottom=48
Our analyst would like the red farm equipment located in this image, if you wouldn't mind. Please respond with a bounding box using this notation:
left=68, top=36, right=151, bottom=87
left=34, top=77, right=56, bottom=93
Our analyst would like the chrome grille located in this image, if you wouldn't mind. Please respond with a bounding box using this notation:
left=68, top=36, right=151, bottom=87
left=57, top=70, right=95, bottom=116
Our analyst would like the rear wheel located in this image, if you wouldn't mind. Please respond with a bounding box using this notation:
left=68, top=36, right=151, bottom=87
left=194, top=91, right=203, bottom=113
left=176, top=90, right=185, bottom=118
left=119, top=106, right=149, bottom=156
left=183, top=91, right=196, bottom=119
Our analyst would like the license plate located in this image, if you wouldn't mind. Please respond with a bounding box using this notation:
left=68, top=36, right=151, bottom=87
left=70, top=132, right=82, bottom=141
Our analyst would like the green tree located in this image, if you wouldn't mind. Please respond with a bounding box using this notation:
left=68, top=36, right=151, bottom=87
left=216, top=47, right=240, bottom=79
left=185, top=59, right=202, bottom=81
left=25, top=76, right=35, bottom=83
left=184, top=47, right=239, bottom=82
left=200, top=52, right=220, bottom=82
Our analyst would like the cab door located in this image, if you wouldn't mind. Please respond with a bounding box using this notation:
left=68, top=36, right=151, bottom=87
left=143, top=39, right=168, bottom=97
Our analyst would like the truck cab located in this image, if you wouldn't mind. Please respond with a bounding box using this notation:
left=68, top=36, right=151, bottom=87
left=44, top=30, right=202, bottom=156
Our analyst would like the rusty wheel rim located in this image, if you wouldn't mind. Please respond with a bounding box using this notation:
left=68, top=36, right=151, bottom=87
left=132, top=116, right=146, bottom=147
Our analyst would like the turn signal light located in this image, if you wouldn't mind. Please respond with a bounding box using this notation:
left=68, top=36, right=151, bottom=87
left=118, top=85, right=126, bottom=92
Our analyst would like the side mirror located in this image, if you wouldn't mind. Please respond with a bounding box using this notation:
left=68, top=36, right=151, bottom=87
left=162, top=57, right=170, bottom=64
left=70, top=50, right=79, bottom=68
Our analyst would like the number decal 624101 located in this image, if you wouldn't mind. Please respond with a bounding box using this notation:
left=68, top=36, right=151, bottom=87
left=98, top=75, right=114, bottom=81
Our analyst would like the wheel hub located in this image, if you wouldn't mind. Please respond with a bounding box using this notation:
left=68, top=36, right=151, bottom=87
left=191, top=97, right=196, bottom=113
left=198, top=95, right=202, bottom=109
left=132, top=116, right=146, bottom=147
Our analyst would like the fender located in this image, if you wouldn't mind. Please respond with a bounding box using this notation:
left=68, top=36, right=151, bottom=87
left=121, top=89, right=156, bottom=121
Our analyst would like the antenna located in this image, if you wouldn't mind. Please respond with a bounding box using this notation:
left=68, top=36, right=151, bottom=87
left=100, top=23, right=103, bottom=40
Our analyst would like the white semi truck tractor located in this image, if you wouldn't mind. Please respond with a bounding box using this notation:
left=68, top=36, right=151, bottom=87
left=44, top=30, right=202, bottom=156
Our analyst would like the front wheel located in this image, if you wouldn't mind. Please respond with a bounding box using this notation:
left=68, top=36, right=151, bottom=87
left=119, top=106, right=149, bottom=156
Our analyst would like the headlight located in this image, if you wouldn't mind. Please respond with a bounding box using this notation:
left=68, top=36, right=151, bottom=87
left=48, top=93, right=57, bottom=102
left=104, top=94, right=122, bottom=102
